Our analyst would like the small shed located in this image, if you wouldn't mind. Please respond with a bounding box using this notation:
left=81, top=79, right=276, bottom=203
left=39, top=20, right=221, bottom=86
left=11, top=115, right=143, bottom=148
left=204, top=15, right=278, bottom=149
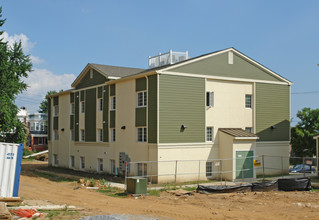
left=218, top=128, right=259, bottom=181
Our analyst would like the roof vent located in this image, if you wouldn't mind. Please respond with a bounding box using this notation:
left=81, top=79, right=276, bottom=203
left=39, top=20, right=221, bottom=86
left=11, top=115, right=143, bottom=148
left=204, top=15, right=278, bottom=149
left=148, top=50, right=189, bottom=68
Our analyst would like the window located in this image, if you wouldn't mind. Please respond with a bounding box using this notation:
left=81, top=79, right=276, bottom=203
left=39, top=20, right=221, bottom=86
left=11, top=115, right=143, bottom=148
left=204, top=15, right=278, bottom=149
left=137, top=127, right=147, bottom=142
left=206, top=162, right=213, bottom=177
left=30, top=123, right=34, bottom=131
left=53, top=154, right=59, bottom=165
left=80, top=156, right=85, bottom=169
left=245, top=127, right=252, bottom=133
left=110, top=159, right=116, bottom=174
left=206, top=127, right=213, bottom=142
left=110, top=96, right=116, bottom=110
left=40, top=123, right=45, bottom=131
left=98, top=158, right=103, bottom=172
left=35, top=122, right=39, bottom=131
left=39, top=137, right=43, bottom=145
left=137, top=163, right=147, bottom=176
left=80, top=101, right=85, bottom=113
left=54, top=105, right=59, bottom=116
left=54, top=130, right=59, bottom=140
left=98, top=98, right=103, bottom=111
left=245, top=95, right=252, bottom=108
left=137, top=91, right=147, bottom=107
left=206, top=92, right=214, bottom=107
left=97, top=129, right=103, bottom=142
left=80, top=129, right=85, bottom=142
left=110, top=129, right=116, bottom=142
left=70, top=103, right=75, bottom=115
left=70, top=156, right=75, bottom=168
left=70, top=129, right=75, bottom=141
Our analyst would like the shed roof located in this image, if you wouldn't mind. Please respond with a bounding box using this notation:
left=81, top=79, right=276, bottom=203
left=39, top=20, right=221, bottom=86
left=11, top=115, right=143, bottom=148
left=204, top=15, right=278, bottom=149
left=219, top=128, right=259, bottom=138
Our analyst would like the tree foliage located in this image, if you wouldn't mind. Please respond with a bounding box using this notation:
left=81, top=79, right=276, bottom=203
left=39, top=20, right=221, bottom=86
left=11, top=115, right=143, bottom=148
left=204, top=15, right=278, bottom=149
left=0, top=7, right=32, bottom=143
left=291, top=108, right=319, bottom=157
left=38, top=90, right=59, bottom=114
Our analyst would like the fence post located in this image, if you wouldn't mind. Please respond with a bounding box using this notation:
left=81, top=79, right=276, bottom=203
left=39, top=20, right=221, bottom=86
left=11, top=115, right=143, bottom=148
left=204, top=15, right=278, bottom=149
left=262, top=155, right=265, bottom=181
left=150, top=161, right=153, bottom=185
left=302, top=157, right=305, bottom=177
left=125, top=162, right=128, bottom=192
left=281, top=156, right=284, bottom=178
left=174, top=160, right=178, bottom=189
left=197, top=160, right=200, bottom=187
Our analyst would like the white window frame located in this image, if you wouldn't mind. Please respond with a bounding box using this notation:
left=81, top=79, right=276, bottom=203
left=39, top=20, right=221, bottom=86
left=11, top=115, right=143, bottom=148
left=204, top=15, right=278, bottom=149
left=54, top=105, right=59, bottom=116
left=110, top=159, right=116, bottom=174
left=110, top=96, right=116, bottom=110
left=206, top=92, right=214, bottom=107
left=245, top=94, right=252, bottom=108
left=98, top=98, right=103, bottom=112
left=137, top=127, right=147, bottom=142
left=97, top=129, right=103, bottom=142
left=70, top=155, right=75, bottom=168
left=245, top=127, right=253, bottom=133
left=53, top=154, right=59, bottom=165
left=206, top=127, right=213, bottom=142
left=54, top=130, right=59, bottom=140
left=80, top=129, right=85, bottom=142
left=110, top=129, right=116, bottom=142
left=97, top=158, right=103, bottom=172
left=80, top=101, right=85, bottom=113
left=70, top=103, right=75, bottom=115
left=80, top=156, right=85, bottom=169
left=206, top=162, right=213, bottom=177
left=137, top=91, right=147, bottom=107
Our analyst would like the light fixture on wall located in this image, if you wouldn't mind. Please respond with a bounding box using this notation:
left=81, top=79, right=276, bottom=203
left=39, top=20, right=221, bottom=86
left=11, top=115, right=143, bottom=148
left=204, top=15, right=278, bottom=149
left=61, top=128, right=65, bottom=131
left=121, top=126, right=126, bottom=130
left=181, top=125, right=187, bottom=132
left=270, top=126, right=276, bottom=129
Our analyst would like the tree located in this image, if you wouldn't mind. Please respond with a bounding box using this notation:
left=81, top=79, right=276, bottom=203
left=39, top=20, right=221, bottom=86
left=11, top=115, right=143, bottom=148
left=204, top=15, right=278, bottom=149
left=291, top=108, right=319, bottom=157
left=0, top=7, right=32, bottom=143
left=38, top=90, right=59, bottom=114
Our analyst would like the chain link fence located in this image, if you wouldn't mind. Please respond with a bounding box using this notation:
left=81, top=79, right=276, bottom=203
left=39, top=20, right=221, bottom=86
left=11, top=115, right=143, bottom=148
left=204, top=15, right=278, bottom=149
left=125, top=155, right=317, bottom=189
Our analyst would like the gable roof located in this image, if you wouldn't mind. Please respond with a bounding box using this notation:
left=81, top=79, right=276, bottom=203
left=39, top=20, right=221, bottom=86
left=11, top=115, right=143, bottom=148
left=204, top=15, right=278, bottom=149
left=219, top=128, right=259, bottom=139
left=71, top=63, right=144, bottom=88
left=155, top=47, right=292, bottom=85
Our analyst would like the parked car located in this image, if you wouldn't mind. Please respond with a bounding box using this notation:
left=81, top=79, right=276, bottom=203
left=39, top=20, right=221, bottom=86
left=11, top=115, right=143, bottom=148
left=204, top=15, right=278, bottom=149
left=289, top=164, right=316, bottom=173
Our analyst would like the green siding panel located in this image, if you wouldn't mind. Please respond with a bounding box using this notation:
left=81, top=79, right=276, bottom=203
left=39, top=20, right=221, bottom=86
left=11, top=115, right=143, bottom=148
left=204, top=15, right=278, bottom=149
left=159, top=75, right=205, bottom=143
left=256, top=83, right=290, bottom=141
left=53, top=116, right=58, bottom=130
left=75, top=69, right=108, bottom=90
left=75, top=92, right=79, bottom=141
left=110, top=111, right=115, bottom=128
left=135, top=107, right=146, bottom=127
left=85, top=88, right=96, bottom=142
left=80, top=90, right=85, bottom=101
left=136, top=77, right=146, bottom=91
left=47, top=98, right=51, bottom=140
left=148, top=75, right=157, bottom=143
left=110, top=84, right=116, bottom=96
left=53, top=96, right=59, bottom=106
left=70, top=115, right=74, bottom=129
left=98, top=87, right=103, bottom=98
left=103, top=85, right=109, bottom=142
left=169, top=53, right=283, bottom=82
left=70, top=93, right=74, bottom=103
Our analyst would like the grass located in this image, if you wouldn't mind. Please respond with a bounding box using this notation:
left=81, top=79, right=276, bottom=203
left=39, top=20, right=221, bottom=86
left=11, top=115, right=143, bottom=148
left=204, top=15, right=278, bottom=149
left=45, top=210, right=79, bottom=219
left=23, top=157, right=35, bottom=161
left=97, top=187, right=128, bottom=198
left=34, top=171, right=77, bottom=182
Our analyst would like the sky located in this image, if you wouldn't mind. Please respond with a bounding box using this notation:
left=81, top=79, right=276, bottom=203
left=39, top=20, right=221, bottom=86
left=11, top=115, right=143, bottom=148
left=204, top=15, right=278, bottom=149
left=1, top=0, right=319, bottom=125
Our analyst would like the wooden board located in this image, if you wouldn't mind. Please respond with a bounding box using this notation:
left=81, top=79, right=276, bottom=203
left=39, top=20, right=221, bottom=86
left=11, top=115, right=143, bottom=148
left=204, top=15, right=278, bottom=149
left=0, top=202, right=12, bottom=220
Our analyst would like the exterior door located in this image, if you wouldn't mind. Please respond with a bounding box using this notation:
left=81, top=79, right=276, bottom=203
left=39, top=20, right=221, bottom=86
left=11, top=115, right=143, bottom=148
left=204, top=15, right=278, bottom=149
left=236, top=150, right=254, bottom=179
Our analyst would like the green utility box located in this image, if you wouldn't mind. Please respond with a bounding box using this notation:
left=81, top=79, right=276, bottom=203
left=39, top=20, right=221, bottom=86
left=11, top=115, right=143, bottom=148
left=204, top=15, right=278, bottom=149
left=126, top=177, right=147, bottom=194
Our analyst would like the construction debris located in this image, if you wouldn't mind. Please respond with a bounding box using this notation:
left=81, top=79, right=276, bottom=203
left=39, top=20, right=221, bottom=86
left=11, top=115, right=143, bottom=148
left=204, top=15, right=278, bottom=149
left=9, top=205, right=83, bottom=211
left=10, top=208, right=41, bottom=218
left=166, top=189, right=194, bottom=196
left=0, top=202, right=12, bottom=220
left=0, top=197, right=23, bottom=207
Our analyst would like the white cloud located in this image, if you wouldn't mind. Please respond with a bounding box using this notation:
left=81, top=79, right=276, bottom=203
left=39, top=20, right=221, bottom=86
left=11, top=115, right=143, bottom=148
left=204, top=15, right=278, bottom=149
left=24, top=68, right=76, bottom=98
left=2, top=31, right=36, bottom=53
left=30, top=55, right=44, bottom=64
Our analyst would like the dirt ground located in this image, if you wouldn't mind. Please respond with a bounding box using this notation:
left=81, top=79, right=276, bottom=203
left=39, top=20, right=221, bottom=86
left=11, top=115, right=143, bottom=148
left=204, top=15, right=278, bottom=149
left=17, top=161, right=319, bottom=219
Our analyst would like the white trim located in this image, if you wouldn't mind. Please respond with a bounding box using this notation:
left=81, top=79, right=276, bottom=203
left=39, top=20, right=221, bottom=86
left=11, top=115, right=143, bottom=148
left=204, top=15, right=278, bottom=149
left=234, top=137, right=259, bottom=140
left=137, top=90, right=147, bottom=107
left=256, top=141, right=290, bottom=144
left=157, top=73, right=159, bottom=145
left=159, top=48, right=292, bottom=85
left=158, top=144, right=214, bottom=149
left=157, top=71, right=289, bottom=85
left=159, top=142, right=211, bottom=146
left=253, top=82, right=256, bottom=133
